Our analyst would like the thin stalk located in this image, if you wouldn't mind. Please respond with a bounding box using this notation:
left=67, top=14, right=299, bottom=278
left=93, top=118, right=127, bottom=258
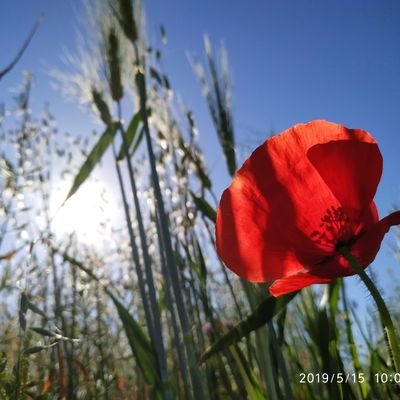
left=95, top=282, right=110, bottom=400
left=59, top=262, right=76, bottom=400
left=229, top=346, right=265, bottom=400
left=255, top=326, right=279, bottom=400
left=220, top=340, right=248, bottom=398
left=49, top=247, right=67, bottom=399
left=111, top=142, right=155, bottom=347
left=241, top=282, right=275, bottom=395
left=268, top=323, right=294, bottom=400
left=133, top=44, right=204, bottom=399
left=12, top=79, right=32, bottom=400
left=341, top=280, right=368, bottom=399
left=203, top=218, right=243, bottom=320
left=13, top=295, right=25, bottom=400
left=154, top=210, right=192, bottom=397
left=339, top=247, right=400, bottom=373
left=70, top=257, right=78, bottom=396
left=116, top=103, right=171, bottom=399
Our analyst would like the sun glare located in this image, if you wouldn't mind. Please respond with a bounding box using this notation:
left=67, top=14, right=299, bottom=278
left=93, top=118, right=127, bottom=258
left=49, top=179, right=119, bottom=246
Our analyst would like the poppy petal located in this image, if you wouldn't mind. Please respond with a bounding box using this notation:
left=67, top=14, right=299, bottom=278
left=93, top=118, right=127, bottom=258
left=362, top=202, right=379, bottom=227
left=216, top=122, right=348, bottom=282
left=215, top=120, right=393, bottom=291
left=216, top=181, right=309, bottom=282
left=307, top=139, right=382, bottom=221
left=234, top=120, right=379, bottom=250
left=351, top=210, right=400, bottom=267
left=269, top=272, right=333, bottom=297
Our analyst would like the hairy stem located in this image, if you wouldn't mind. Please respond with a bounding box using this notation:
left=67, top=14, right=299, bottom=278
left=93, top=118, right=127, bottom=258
left=339, top=247, right=400, bottom=374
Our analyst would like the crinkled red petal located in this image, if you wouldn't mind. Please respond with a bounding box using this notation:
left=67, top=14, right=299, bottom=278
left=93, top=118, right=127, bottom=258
left=216, top=183, right=311, bottom=282
left=307, top=139, right=382, bottom=221
left=216, top=120, right=381, bottom=283
left=351, top=210, right=400, bottom=267
left=269, top=273, right=333, bottom=297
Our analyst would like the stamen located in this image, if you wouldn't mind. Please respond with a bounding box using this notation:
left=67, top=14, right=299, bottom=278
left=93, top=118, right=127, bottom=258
left=310, top=206, right=355, bottom=251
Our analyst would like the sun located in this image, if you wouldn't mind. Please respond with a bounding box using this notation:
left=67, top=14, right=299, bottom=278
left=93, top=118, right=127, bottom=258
left=49, top=178, right=119, bottom=246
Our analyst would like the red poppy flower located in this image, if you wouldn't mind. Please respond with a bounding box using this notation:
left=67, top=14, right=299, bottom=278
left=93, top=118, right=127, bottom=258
left=216, top=120, right=400, bottom=297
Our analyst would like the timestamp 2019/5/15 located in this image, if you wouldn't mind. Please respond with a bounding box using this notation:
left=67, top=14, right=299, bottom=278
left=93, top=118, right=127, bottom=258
left=374, top=373, right=400, bottom=384
left=299, top=373, right=365, bottom=384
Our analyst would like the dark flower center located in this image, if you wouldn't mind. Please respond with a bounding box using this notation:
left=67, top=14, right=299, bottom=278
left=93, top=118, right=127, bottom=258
left=310, top=206, right=356, bottom=252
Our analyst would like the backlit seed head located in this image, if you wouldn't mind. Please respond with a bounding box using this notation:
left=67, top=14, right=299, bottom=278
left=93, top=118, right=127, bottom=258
left=118, top=0, right=138, bottom=43
left=91, top=89, right=112, bottom=125
left=107, top=28, right=124, bottom=101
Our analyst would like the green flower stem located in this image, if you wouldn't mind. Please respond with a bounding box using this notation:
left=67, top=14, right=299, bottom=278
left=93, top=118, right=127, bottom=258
left=339, top=247, right=400, bottom=373
left=341, top=280, right=368, bottom=399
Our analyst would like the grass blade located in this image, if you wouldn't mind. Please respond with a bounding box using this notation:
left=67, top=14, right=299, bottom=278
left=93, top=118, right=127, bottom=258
left=190, top=192, right=216, bottom=223
left=116, top=111, right=141, bottom=161
left=135, top=66, right=205, bottom=399
left=63, top=122, right=117, bottom=203
left=230, top=346, right=265, bottom=400
left=341, top=280, right=369, bottom=399
left=200, top=291, right=298, bottom=363
left=107, top=291, right=161, bottom=393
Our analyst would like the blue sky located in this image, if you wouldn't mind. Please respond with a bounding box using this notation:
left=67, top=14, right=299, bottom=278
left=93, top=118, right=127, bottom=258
left=2, top=0, right=400, bottom=300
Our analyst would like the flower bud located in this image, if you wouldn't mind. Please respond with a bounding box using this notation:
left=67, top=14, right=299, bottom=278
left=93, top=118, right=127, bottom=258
left=202, top=321, right=213, bottom=337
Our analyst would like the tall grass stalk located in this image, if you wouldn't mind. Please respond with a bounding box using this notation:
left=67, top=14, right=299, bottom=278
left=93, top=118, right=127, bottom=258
left=341, top=280, right=368, bottom=399
left=130, top=38, right=205, bottom=397
left=154, top=211, right=192, bottom=397
left=116, top=109, right=172, bottom=398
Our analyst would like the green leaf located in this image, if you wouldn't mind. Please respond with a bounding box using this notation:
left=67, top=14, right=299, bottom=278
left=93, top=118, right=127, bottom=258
left=200, top=291, right=298, bottom=363
left=30, top=327, right=55, bottom=337
left=24, top=346, right=45, bottom=355
left=27, top=300, right=47, bottom=319
left=194, top=239, right=207, bottom=289
left=106, top=291, right=160, bottom=390
left=117, top=111, right=142, bottom=161
left=59, top=252, right=99, bottom=281
left=190, top=192, right=216, bottom=223
left=64, top=123, right=117, bottom=203
left=130, top=127, right=144, bottom=157
left=230, top=346, right=265, bottom=400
